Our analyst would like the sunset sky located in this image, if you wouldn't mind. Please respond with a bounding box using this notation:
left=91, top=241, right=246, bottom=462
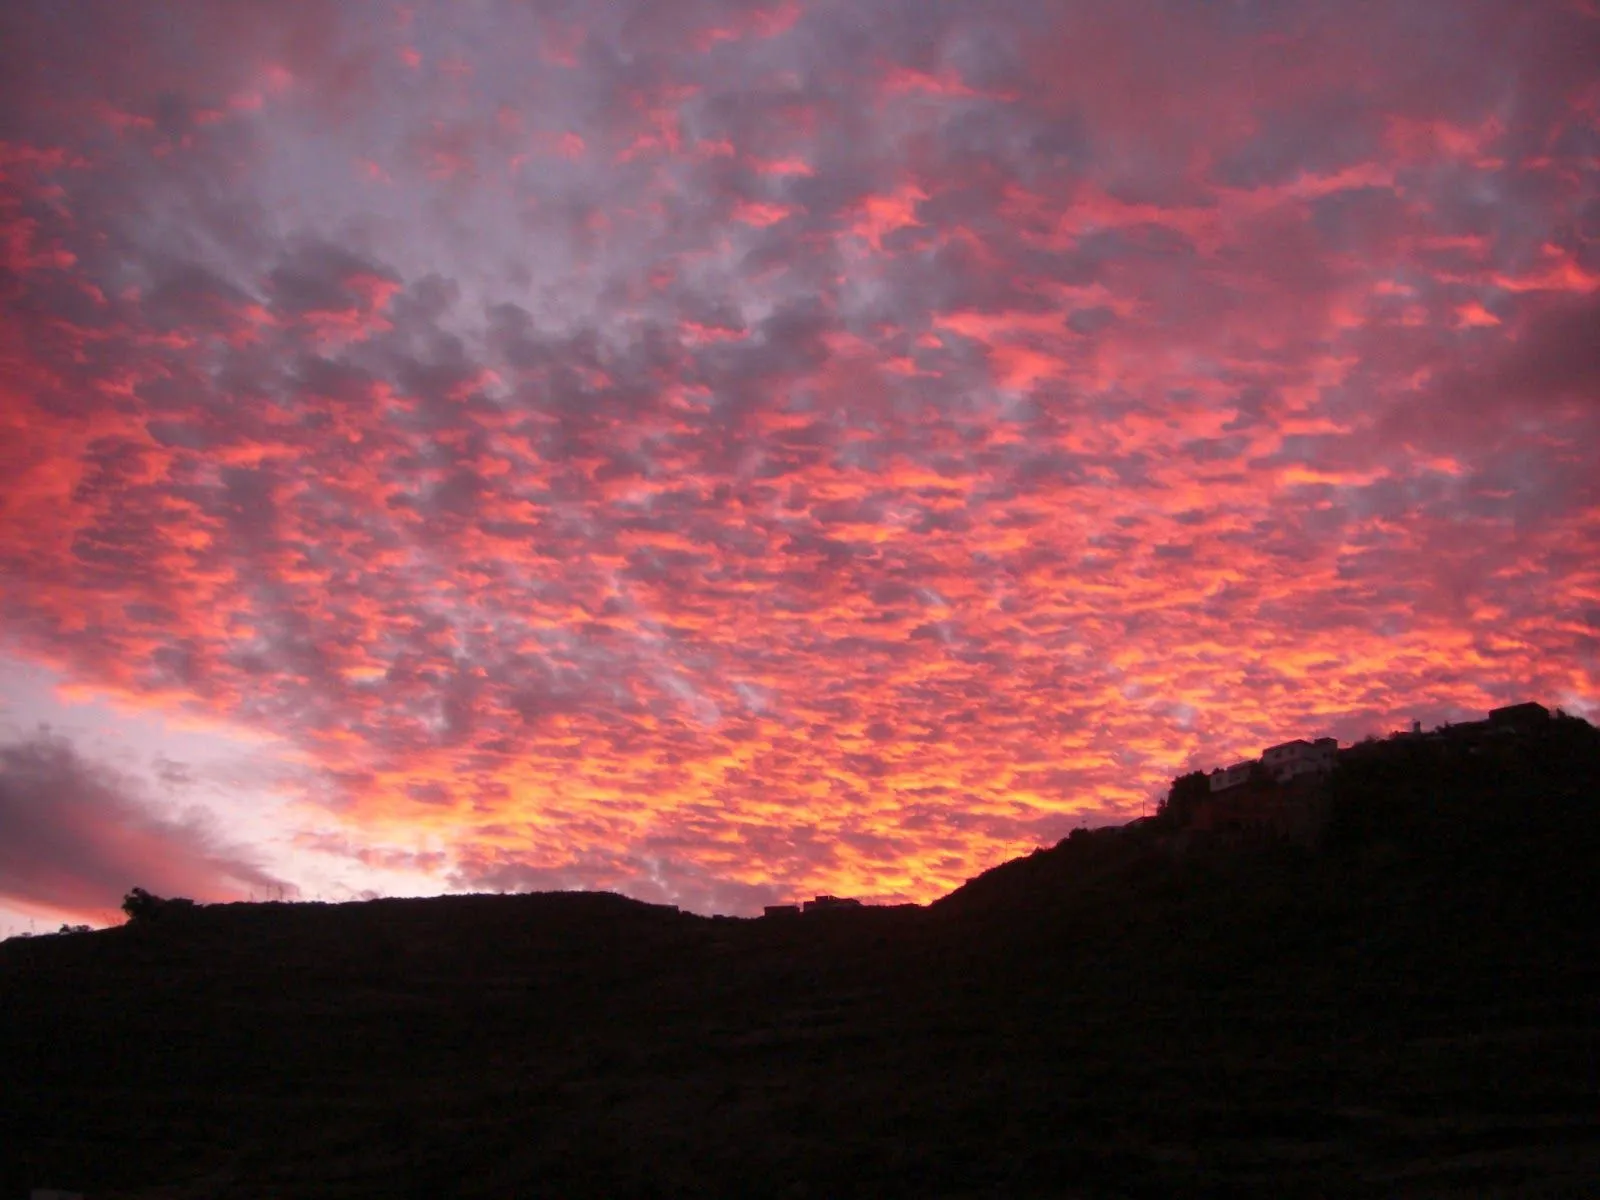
left=2, top=0, right=1597, bottom=930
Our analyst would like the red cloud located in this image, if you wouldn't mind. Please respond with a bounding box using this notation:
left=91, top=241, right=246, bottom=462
left=0, top=0, right=1596, bottom=914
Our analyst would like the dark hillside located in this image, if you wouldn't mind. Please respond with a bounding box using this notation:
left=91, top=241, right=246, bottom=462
left=935, top=716, right=1600, bottom=1032
left=3, top=718, right=1599, bottom=1198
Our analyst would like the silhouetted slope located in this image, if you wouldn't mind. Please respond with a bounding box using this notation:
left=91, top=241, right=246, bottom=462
left=934, top=716, right=1600, bottom=1017
left=3, top=719, right=1599, bottom=1198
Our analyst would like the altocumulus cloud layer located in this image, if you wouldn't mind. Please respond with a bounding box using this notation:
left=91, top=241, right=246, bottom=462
left=1, top=0, right=1597, bottom=914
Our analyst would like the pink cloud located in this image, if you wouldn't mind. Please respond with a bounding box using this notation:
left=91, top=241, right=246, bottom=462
left=0, top=0, right=1595, bottom=915
left=0, top=733, right=288, bottom=922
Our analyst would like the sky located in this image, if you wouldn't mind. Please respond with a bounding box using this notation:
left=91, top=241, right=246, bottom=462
left=1, top=0, right=1597, bottom=929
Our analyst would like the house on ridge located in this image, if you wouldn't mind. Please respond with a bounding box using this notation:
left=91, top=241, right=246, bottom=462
left=763, top=896, right=866, bottom=917
left=802, top=895, right=863, bottom=913
left=1488, top=701, right=1550, bottom=730
left=1261, top=737, right=1338, bottom=783
left=1208, top=761, right=1253, bottom=792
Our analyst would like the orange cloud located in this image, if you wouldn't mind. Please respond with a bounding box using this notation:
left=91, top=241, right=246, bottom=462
left=0, top=0, right=1595, bottom=917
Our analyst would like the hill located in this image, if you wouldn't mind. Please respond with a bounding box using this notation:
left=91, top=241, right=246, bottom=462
left=3, top=716, right=1598, bottom=1198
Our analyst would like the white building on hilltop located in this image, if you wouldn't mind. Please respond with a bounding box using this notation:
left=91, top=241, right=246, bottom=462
left=1208, top=761, right=1254, bottom=792
left=1261, top=737, right=1338, bottom=783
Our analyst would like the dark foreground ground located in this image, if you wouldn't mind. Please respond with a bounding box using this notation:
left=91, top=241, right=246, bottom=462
left=3, top=721, right=1599, bottom=1198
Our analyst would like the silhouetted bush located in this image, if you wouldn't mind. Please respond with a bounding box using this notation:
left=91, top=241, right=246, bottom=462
left=1157, top=770, right=1209, bottom=826
left=121, top=888, right=196, bottom=923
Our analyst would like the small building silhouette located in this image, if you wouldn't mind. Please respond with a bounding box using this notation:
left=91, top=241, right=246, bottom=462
left=1261, top=737, right=1338, bottom=783
left=1489, top=701, right=1549, bottom=730
left=762, top=904, right=800, bottom=918
left=802, top=895, right=863, bottom=913
left=1177, top=704, right=1555, bottom=845
left=1420, top=701, right=1550, bottom=744
left=1208, top=761, right=1253, bottom=792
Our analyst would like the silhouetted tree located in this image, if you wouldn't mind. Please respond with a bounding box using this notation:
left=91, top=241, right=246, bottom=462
left=121, top=887, right=195, bottom=922
left=122, top=887, right=161, bottom=921
left=1159, top=770, right=1210, bottom=827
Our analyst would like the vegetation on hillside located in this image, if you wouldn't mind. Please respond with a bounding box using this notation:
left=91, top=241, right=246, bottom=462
left=3, top=714, right=1597, bottom=1198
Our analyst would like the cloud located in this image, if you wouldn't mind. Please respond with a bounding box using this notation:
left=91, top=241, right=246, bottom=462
left=0, top=733, right=287, bottom=920
left=0, top=0, right=1597, bottom=913
left=450, top=845, right=792, bottom=915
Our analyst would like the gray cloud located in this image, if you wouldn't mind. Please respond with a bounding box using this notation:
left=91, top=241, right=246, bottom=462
left=0, top=733, right=287, bottom=919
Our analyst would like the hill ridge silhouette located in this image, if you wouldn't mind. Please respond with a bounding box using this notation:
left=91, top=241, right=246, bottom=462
left=4, top=710, right=1598, bottom=1198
